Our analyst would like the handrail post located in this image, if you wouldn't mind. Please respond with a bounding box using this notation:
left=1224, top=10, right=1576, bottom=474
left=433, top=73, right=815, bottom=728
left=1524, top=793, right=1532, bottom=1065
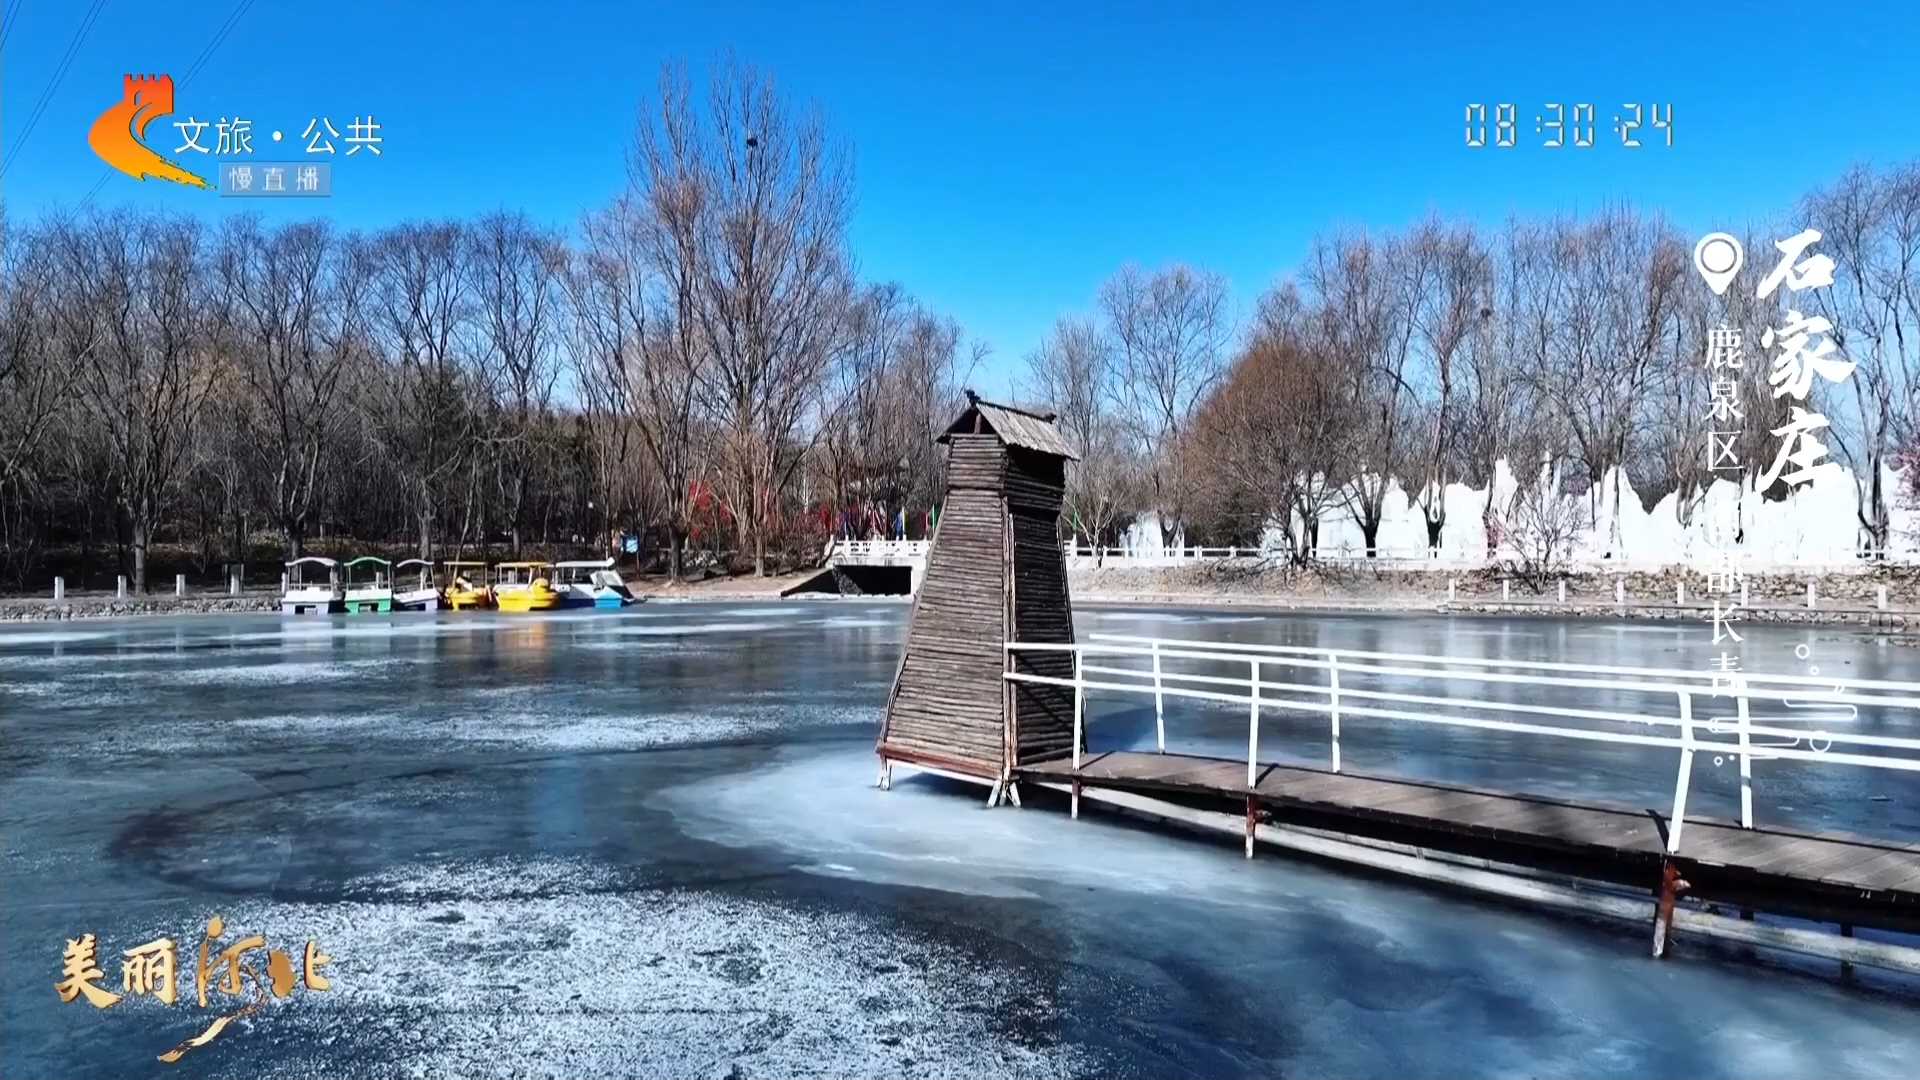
left=1152, top=640, right=1165, bottom=753
left=1668, top=690, right=1695, bottom=854
left=1072, top=648, right=1084, bottom=771
left=1247, top=658, right=1261, bottom=788
left=1328, top=650, right=1342, bottom=773
left=1736, top=675, right=1753, bottom=828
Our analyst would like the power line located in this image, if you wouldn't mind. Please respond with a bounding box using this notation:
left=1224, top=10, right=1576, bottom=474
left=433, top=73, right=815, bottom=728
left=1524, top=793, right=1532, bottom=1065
left=0, top=0, right=107, bottom=180
left=182, top=0, right=252, bottom=84
left=78, top=0, right=255, bottom=207
left=0, top=0, right=28, bottom=57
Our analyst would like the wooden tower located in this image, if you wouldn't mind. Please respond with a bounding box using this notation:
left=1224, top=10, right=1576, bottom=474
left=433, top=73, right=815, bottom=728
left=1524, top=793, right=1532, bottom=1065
left=877, top=393, right=1079, bottom=797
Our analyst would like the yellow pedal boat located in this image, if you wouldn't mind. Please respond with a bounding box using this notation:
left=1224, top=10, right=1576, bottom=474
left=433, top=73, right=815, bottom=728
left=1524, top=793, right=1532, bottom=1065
left=492, top=562, right=562, bottom=612
left=443, top=561, right=493, bottom=610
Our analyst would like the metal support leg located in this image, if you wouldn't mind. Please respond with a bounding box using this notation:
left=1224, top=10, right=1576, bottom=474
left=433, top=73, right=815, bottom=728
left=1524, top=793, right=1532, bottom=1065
left=1071, top=779, right=1081, bottom=820
left=1244, top=796, right=1257, bottom=859
left=1651, top=860, right=1689, bottom=959
left=1247, top=659, right=1261, bottom=788
left=1841, top=923, right=1855, bottom=981
left=986, top=781, right=1003, bottom=808
left=1735, top=679, right=1753, bottom=829
left=1006, top=782, right=1022, bottom=808
left=1152, top=641, right=1165, bottom=753
left=1667, top=691, right=1696, bottom=854
left=876, top=760, right=892, bottom=790
left=1328, top=651, right=1342, bottom=773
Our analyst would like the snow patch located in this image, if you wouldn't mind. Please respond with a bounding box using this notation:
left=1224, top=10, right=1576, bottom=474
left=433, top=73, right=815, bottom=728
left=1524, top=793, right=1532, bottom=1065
left=184, top=858, right=1095, bottom=1079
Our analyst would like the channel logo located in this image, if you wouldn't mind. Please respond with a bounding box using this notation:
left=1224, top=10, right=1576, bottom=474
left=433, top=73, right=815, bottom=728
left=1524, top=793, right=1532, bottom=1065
left=88, top=74, right=213, bottom=189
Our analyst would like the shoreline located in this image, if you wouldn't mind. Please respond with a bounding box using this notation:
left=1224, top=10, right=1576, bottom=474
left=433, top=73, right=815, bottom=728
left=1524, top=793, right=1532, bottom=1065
left=1067, top=562, right=1920, bottom=630
left=0, top=575, right=839, bottom=621
left=4, top=563, right=1916, bottom=633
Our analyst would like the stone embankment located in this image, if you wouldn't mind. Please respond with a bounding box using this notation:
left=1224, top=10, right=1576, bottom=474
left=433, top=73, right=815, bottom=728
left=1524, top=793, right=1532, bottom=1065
left=1, top=593, right=279, bottom=621
left=1070, top=562, right=1919, bottom=629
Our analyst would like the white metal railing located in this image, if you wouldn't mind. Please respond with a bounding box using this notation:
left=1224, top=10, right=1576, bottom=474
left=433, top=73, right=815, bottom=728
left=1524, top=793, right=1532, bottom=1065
left=1003, top=633, right=1920, bottom=855
left=830, top=539, right=929, bottom=559
left=1063, top=544, right=1258, bottom=561
left=1061, top=542, right=1914, bottom=573
left=1062, top=543, right=1512, bottom=564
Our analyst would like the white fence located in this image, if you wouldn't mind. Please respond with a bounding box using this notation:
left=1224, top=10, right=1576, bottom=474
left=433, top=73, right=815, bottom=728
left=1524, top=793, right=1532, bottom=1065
left=829, top=539, right=929, bottom=560
left=1062, top=542, right=1900, bottom=573
left=1003, top=632, right=1920, bottom=856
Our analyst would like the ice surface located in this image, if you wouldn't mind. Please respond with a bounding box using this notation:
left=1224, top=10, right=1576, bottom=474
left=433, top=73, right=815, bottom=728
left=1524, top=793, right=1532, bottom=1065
left=662, top=748, right=1920, bottom=1078
left=4, top=603, right=1918, bottom=1079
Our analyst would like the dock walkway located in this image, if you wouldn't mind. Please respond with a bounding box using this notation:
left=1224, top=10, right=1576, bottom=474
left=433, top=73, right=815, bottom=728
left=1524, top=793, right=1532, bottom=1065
left=1021, top=749, right=1920, bottom=932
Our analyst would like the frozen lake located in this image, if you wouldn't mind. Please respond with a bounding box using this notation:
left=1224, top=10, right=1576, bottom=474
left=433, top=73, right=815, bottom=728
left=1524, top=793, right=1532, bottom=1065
left=3, top=602, right=1918, bottom=1078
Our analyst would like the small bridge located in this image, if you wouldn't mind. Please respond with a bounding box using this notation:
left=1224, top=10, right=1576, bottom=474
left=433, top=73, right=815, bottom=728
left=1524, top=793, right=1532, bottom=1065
left=783, top=538, right=930, bottom=596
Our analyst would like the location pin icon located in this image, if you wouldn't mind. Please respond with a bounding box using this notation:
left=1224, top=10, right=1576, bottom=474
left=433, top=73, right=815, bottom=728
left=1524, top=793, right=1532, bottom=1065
left=1693, top=233, right=1744, bottom=296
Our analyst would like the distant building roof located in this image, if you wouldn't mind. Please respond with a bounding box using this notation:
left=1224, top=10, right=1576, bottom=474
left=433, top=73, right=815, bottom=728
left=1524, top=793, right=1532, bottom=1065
left=938, top=391, right=1079, bottom=460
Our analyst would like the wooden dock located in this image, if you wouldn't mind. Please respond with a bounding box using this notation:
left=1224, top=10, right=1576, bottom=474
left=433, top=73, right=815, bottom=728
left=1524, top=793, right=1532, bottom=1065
left=1020, top=750, right=1920, bottom=935
left=874, top=394, right=1920, bottom=968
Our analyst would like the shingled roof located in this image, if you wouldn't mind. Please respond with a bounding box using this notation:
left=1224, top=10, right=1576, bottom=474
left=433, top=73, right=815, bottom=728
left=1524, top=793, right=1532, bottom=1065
left=937, top=392, right=1079, bottom=460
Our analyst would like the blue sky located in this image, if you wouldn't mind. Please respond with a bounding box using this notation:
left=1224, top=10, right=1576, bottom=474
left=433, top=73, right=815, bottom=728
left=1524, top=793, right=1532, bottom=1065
left=4, top=1, right=1918, bottom=395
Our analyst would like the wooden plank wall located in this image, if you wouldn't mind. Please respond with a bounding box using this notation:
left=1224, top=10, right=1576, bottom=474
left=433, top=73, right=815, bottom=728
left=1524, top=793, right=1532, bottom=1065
left=1005, top=449, right=1076, bottom=765
left=879, top=435, right=1008, bottom=775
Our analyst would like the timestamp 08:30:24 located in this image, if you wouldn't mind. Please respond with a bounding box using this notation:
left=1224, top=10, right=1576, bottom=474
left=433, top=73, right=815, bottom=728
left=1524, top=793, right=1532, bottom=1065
left=1465, top=104, right=1672, bottom=148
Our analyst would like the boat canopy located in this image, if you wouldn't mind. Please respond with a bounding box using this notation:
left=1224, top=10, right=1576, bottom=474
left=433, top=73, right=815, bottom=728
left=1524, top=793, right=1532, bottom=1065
left=344, top=556, right=392, bottom=568
left=553, top=558, right=615, bottom=569
left=395, top=559, right=432, bottom=571
left=494, top=561, right=552, bottom=569
left=442, top=560, right=488, bottom=569
left=286, top=556, right=339, bottom=568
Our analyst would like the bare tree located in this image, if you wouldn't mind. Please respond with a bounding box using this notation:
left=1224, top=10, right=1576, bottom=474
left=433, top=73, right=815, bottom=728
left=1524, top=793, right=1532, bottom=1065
left=593, top=65, right=725, bottom=578
left=1506, top=456, right=1589, bottom=590
left=372, top=221, right=474, bottom=560
left=214, top=217, right=359, bottom=561
left=1406, top=218, right=1489, bottom=550
left=0, top=218, right=70, bottom=487
left=470, top=212, right=565, bottom=553
left=1100, top=262, right=1229, bottom=549
left=1643, top=235, right=1783, bottom=538
left=1803, top=163, right=1920, bottom=554
left=891, top=309, right=976, bottom=520
left=54, top=212, right=217, bottom=591
left=0, top=217, right=74, bottom=583
left=685, top=59, right=854, bottom=575
left=819, top=283, right=905, bottom=538
left=1514, top=209, right=1688, bottom=546
left=1304, top=231, right=1414, bottom=556
left=1025, top=317, right=1130, bottom=551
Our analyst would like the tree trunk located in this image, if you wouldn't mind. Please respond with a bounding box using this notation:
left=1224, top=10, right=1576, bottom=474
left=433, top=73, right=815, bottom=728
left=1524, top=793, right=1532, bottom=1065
left=1870, top=461, right=1889, bottom=554
left=668, top=529, right=683, bottom=581
left=131, top=512, right=149, bottom=594
left=418, top=508, right=433, bottom=561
